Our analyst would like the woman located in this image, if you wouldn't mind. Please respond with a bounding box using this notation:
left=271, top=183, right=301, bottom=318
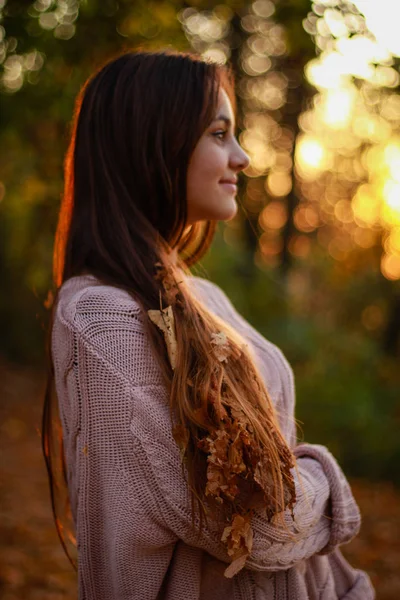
left=43, top=50, right=375, bottom=599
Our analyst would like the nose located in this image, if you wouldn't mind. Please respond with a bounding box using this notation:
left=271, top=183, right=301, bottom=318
left=230, top=139, right=250, bottom=172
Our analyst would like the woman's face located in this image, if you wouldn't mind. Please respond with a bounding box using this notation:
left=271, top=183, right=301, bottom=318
left=186, top=88, right=250, bottom=223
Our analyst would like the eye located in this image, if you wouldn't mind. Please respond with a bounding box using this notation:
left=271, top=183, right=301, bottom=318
left=212, top=129, right=228, bottom=140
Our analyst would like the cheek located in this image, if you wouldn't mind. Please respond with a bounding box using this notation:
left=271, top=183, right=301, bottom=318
left=189, top=140, right=226, bottom=185
left=186, top=136, right=237, bottom=222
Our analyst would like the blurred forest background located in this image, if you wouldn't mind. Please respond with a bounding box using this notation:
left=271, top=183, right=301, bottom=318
left=1, top=0, right=399, bottom=598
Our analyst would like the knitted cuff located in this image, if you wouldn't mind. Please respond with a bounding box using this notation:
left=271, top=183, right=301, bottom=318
left=293, top=443, right=361, bottom=554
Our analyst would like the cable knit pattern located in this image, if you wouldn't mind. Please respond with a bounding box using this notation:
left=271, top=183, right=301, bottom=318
left=293, top=444, right=362, bottom=555
left=52, top=273, right=375, bottom=600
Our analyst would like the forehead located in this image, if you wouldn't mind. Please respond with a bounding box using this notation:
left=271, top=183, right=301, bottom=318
left=214, top=88, right=235, bottom=129
left=216, top=88, right=235, bottom=124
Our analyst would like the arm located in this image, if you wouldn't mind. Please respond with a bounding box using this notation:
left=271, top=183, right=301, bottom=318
left=189, top=277, right=362, bottom=566
left=54, top=319, right=178, bottom=600
left=59, top=300, right=360, bottom=583
left=294, top=443, right=361, bottom=554
left=133, top=390, right=360, bottom=571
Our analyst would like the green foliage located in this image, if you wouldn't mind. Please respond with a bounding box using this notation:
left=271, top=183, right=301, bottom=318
left=201, top=226, right=400, bottom=484
left=0, top=0, right=190, bottom=362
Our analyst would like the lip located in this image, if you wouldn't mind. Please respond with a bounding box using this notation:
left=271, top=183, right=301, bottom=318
left=219, top=178, right=238, bottom=185
left=219, top=179, right=238, bottom=194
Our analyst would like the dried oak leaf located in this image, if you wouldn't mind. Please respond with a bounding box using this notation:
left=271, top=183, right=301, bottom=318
left=172, top=424, right=189, bottom=456
left=228, top=434, right=246, bottom=475
left=210, top=395, right=228, bottom=422
left=154, top=262, right=182, bottom=305
left=224, top=553, right=248, bottom=579
left=148, top=305, right=177, bottom=369
left=199, top=429, right=239, bottom=503
left=210, top=429, right=231, bottom=464
left=229, top=403, right=246, bottom=424
left=210, top=331, right=231, bottom=362
left=205, top=463, right=229, bottom=503
left=222, top=513, right=254, bottom=578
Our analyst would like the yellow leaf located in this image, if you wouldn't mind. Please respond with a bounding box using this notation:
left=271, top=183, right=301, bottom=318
left=224, top=552, right=248, bottom=578
left=148, top=305, right=177, bottom=369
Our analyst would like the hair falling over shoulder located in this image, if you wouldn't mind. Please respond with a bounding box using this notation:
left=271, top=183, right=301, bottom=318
left=42, top=49, right=296, bottom=577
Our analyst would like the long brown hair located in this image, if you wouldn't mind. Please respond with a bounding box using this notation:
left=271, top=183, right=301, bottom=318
left=42, top=49, right=295, bottom=572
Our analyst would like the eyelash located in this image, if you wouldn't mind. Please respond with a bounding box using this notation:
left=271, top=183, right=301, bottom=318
left=212, top=130, right=228, bottom=140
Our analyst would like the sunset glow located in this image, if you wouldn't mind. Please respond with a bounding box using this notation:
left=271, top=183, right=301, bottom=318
left=299, top=1, right=400, bottom=278
left=296, top=137, right=326, bottom=173
left=353, top=0, right=400, bottom=58
left=179, top=0, right=400, bottom=279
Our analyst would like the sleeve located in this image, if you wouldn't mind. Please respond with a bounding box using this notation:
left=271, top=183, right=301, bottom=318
left=144, top=277, right=362, bottom=569
left=294, top=443, right=362, bottom=554
left=63, top=312, right=361, bottom=589
left=194, top=280, right=362, bottom=564
left=130, top=386, right=362, bottom=572
left=58, top=329, right=178, bottom=600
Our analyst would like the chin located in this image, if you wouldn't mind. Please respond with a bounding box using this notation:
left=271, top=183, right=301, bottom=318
left=217, top=202, right=238, bottom=222
left=187, top=197, right=238, bottom=223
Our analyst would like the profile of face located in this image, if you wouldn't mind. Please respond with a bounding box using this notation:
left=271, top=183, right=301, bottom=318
left=186, top=88, right=250, bottom=224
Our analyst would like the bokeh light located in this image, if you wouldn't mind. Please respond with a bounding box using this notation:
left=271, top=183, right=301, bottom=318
left=298, top=0, right=400, bottom=279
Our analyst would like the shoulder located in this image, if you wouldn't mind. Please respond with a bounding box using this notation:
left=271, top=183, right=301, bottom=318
left=191, top=275, right=293, bottom=389
left=191, top=275, right=296, bottom=443
left=55, top=274, right=143, bottom=329
left=53, top=275, right=162, bottom=387
left=190, top=275, right=247, bottom=321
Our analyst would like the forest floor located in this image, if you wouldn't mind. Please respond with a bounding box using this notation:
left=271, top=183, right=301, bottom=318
left=1, top=359, right=399, bottom=600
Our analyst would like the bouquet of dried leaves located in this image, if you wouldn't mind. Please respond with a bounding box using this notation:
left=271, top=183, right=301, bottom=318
left=148, top=263, right=296, bottom=578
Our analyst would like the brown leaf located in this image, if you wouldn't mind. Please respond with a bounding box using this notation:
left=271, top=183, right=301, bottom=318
left=208, top=430, right=232, bottom=471
left=222, top=513, right=253, bottom=577
left=228, top=435, right=246, bottom=475
left=205, top=463, right=228, bottom=503
left=210, top=395, right=228, bottom=422
left=224, top=553, right=248, bottom=578
left=172, top=424, right=189, bottom=454
left=198, top=429, right=241, bottom=504
left=148, top=306, right=177, bottom=369
left=229, top=403, right=246, bottom=423
left=154, top=262, right=182, bottom=305
left=222, top=513, right=253, bottom=555
left=211, top=331, right=231, bottom=362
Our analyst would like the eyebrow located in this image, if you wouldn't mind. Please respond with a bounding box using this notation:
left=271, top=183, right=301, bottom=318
left=212, top=115, right=233, bottom=127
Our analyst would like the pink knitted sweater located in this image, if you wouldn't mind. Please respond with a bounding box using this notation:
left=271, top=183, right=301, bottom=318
left=52, top=273, right=375, bottom=600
